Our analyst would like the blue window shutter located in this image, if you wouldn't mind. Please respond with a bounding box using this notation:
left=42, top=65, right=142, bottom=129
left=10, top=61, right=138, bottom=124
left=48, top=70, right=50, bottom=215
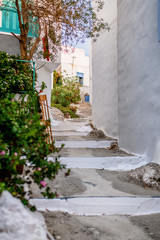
left=76, top=72, right=84, bottom=85
left=158, top=0, right=160, bottom=41
left=0, top=0, right=38, bottom=37
left=1, top=7, right=20, bottom=34
left=76, top=72, right=84, bottom=78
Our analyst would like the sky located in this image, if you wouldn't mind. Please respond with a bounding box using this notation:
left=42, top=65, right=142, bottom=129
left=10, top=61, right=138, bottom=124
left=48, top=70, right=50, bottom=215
left=73, top=38, right=90, bottom=57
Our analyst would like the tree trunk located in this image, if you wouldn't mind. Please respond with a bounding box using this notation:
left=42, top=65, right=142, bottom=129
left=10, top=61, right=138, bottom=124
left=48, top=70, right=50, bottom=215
left=20, top=43, right=27, bottom=60
left=19, top=31, right=28, bottom=60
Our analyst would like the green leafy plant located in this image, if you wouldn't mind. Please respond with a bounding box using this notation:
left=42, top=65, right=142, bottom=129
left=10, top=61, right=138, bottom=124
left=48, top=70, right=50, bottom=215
left=0, top=55, right=65, bottom=210
left=0, top=92, right=64, bottom=210
left=51, top=71, right=81, bottom=118
left=0, top=51, right=34, bottom=97
left=51, top=103, right=79, bottom=119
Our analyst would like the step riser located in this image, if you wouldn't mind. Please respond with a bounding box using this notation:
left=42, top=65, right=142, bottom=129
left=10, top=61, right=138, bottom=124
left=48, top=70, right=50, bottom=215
left=53, top=131, right=89, bottom=136
left=55, top=141, right=113, bottom=148
left=48, top=156, right=147, bottom=171
left=30, top=197, right=160, bottom=216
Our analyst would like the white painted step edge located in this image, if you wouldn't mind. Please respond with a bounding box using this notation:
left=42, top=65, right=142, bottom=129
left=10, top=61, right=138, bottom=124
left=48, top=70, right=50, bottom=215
left=55, top=141, right=113, bottom=148
left=30, top=197, right=160, bottom=216
left=53, top=131, right=90, bottom=136
left=55, top=140, right=113, bottom=148
left=47, top=155, right=147, bottom=171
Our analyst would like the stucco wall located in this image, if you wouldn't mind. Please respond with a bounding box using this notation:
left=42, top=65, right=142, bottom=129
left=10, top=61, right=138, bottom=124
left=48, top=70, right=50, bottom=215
left=36, top=61, right=60, bottom=107
left=89, top=40, right=93, bottom=104
left=118, top=0, right=160, bottom=157
left=92, top=0, right=118, bottom=138
left=36, top=65, right=52, bottom=107
left=0, top=33, right=20, bottom=55
left=61, top=46, right=90, bottom=87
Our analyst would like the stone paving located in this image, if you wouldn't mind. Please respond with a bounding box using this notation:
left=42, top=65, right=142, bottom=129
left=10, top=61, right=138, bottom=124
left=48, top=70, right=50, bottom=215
left=32, top=103, right=160, bottom=216
left=34, top=103, right=160, bottom=240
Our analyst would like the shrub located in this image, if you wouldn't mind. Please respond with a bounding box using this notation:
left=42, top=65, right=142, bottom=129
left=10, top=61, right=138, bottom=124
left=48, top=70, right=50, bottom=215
left=51, top=72, right=81, bottom=118
left=0, top=92, right=64, bottom=210
left=0, top=51, right=34, bottom=98
left=52, top=103, right=79, bottom=118
left=0, top=55, right=65, bottom=210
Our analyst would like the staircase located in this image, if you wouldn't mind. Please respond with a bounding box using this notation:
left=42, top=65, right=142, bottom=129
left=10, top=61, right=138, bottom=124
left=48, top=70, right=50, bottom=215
left=31, top=115, right=160, bottom=216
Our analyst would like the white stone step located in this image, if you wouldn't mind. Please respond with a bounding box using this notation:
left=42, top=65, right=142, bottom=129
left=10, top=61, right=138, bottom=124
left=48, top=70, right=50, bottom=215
left=30, top=197, right=160, bottom=216
left=53, top=131, right=90, bottom=136
left=55, top=140, right=113, bottom=148
left=48, top=155, right=147, bottom=171
left=52, top=121, right=92, bottom=132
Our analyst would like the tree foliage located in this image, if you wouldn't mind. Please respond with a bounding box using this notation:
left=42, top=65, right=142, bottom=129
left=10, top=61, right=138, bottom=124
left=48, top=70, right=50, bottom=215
left=2, top=0, right=109, bottom=60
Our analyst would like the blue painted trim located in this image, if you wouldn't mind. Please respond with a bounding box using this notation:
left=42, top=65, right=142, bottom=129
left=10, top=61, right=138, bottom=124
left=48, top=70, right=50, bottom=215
left=76, top=72, right=84, bottom=78
left=0, top=7, right=20, bottom=34
left=76, top=72, right=84, bottom=85
left=0, top=6, right=38, bottom=37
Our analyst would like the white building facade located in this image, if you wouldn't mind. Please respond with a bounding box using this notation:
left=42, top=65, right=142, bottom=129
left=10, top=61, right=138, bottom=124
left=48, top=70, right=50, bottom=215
left=92, top=0, right=160, bottom=162
left=60, top=46, right=90, bottom=102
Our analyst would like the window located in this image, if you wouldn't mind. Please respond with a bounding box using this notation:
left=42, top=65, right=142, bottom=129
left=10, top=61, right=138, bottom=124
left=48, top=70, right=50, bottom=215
left=76, top=72, right=84, bottom=85
left=0, top=1, right=38, bottom=37
left=0, top=3, right=20, bottom=34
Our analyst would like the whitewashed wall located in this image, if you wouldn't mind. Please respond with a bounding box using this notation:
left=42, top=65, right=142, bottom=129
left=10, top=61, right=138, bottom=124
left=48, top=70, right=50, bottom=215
left=89, top=40, right=93, bottom=104
left=92, top=0, right=118, bottom=138
left=0, top=33, right=20, bottom=55
left=36, top=61, right=60, bottom=106
left=61, top=46, right=90, bottom=87
left=117, top=0, right=160, bottom=159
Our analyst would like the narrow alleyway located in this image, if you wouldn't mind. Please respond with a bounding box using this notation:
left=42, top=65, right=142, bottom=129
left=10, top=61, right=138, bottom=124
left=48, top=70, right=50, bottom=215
left=31, top=103, right=160, bottom=240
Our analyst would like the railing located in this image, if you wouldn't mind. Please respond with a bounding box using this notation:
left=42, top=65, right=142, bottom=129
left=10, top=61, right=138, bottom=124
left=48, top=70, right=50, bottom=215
left=39, top=95, right=53, bottom=144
